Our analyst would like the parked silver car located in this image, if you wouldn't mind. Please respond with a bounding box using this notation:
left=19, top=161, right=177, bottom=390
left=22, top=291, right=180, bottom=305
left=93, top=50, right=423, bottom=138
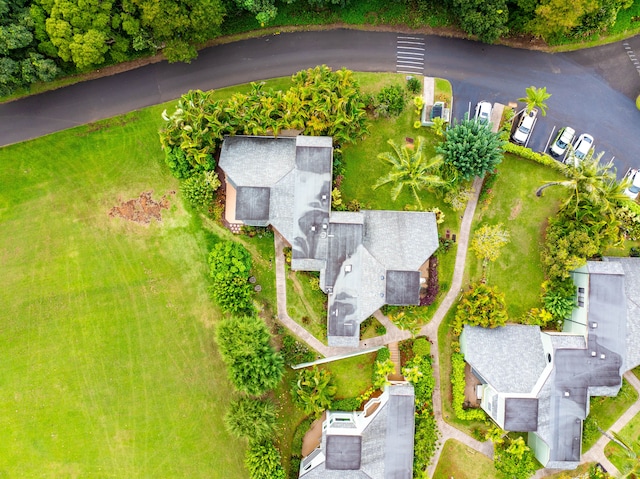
left=549, top=127, right=575, bottom=157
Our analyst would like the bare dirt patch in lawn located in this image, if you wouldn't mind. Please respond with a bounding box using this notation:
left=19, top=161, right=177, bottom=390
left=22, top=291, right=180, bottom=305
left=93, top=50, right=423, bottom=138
left=509, top=198, right=523, bottom=220
left=109, top=190, right=175, bottom=225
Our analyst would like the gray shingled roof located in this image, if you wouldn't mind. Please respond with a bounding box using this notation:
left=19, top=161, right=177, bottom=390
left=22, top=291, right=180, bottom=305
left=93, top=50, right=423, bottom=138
left=325, top=436, right=362, bottom=470
left=300, top=384, right=415, bottom=479
left=362, top=211, right=439, bottom=271
left=462, top=325, right=547, bottom=394
left=219, top=136, right=440, bottom=348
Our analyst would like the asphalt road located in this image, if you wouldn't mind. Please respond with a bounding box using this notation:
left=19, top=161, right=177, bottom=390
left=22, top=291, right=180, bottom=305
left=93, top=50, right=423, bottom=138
left=1, top=29, right=639, bottom=175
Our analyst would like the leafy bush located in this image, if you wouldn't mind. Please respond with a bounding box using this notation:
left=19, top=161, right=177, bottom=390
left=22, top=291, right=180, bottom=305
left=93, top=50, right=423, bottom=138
left=542, top=280, right=576, bottom=320
left=372, top=358, right=395, bottom=389
left=402, top=355, right=435, bottom=410
left=412, top=337, right=431, bottom=358
left=503, top=142, right=565, bottom=173
left=451, top=353, right=486, bottom=421
left=291, top=366, right=337, bottom=418
left=413, top=410, right=438, bottom=476
left=376, top=84, right=406, bottom=117
left=245, top=441, right=286, bottom=479
left=332, top=397, right=361, bottom=411
left=471, top=223, right=511, bottom=265
left=443, top=185, right=473, bottom=211
left=208, top=240, right=255, bottom=315
left=453, top=283, right=508, bottom=335
left=493, top=437, right=537, bottom=479
left=420, top=257, right=439, bottom=306
left=281, top=334, right=315, bottom=366
left=376, top=346, right=391, bottom=362
left=181, top=171, right=221, bottom=208
left=215, top=316, right=284, bottom=396
left=631, top=246, right=640, bottom=257
left=224, top=397, right=277, bottom=442
left=406, top=76, right=422, bottom=94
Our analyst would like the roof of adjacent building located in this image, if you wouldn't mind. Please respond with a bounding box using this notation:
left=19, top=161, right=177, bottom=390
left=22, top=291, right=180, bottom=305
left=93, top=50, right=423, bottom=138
left=219, top=135, right=439, bottom=348
left=462, top=258, right=640, bottom=469
left=463, top=324, right=547, bottom=394
left=300, top=384, right=415, bottom=479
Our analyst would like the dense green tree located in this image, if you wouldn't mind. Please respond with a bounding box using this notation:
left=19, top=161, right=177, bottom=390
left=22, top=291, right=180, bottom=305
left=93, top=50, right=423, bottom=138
left=224, top=397, right=277, bottom=442
left=493, top=436, right=537, bottom=479
left=245, top=441, right=286, bottom=479
left=215, top=315, right=284, bottom=396
left=437, top=118, right=504, bottom=181
left=208, top=240, right=255, bottom=315
left=375, top=84, right=406, bottom=117
left=451, top=0, right=509, bottom=43
left=518, top=85, right=551, bottom=116
left=541, top=279, right=576, bottom=320
left=373, top=137, right=446, bottom=209
left=160, top=90, right=221, bottom=178
left=454, top=283, right=508, bottom=334
left=0, top=0, right=58, bottom=96
left=291, top=366, right=337, bottom=418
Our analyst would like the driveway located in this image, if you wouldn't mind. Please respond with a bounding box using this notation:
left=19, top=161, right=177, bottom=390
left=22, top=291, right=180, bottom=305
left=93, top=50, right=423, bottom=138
left=1, top=29, right=639, bottom=175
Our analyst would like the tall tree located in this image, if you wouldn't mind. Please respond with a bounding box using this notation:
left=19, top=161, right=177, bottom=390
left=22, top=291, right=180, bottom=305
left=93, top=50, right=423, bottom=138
left=215, top=315, right=284, bottom=396
left=208, top=240, right=255, bottom=315
left=436, top=118, right=505, bottom=181
left=453, top=283, right=508, bottom=334
left=373, top=136, right=446, bottom=209
left=536, top=152, right=629, bottom=217
left=451, top=0, right=509, bottom=43
left=518, top=85, right=552, bottom=116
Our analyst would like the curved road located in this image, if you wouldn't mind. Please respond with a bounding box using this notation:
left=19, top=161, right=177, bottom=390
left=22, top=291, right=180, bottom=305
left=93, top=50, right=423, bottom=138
left=1, top=29, right=639, bottom=174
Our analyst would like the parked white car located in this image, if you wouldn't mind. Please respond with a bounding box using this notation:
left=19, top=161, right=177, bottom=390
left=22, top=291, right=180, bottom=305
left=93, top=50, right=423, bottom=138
left=475, top=101, right=492, bottom=124
left=623, top=168, right=640, bottom=201
left=512, top=109, right=537, bottom=145
left=565, top=133, right=594, bottom=166
left=549, top=126, right=575, bottom=157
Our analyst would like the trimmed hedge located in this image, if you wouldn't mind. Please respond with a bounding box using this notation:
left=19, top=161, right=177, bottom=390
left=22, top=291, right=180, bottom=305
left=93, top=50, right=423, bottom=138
left=503, top=142, right=565, bottom=173
left=451, top=353, right=486, bottom=421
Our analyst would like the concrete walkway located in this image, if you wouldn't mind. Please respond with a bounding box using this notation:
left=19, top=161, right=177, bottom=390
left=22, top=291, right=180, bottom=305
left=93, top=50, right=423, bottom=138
left=423, top=176, right=488, bottom=479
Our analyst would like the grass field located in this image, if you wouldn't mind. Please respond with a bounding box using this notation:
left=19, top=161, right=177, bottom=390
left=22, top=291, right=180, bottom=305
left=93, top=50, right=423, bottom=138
left=582, top=378, right=639, bottom=451
left=0, top=108, right=250, bottom=477
left=433, top=439, right=502, bottom=479
left=605, top=409, right=640, bottom=474
left=466, top=154, right=565, bottom=319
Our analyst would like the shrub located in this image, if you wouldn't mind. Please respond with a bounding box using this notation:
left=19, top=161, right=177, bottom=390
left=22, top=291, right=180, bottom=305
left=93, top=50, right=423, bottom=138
left=402, top=355, right=435, bottom=410
left=181, top=171, right=221, bottom=208
left=443, top=185, right=473, bottom=211
left=493, top=437, right=537, bottom=479
left=215, top=316, right=284, bottom=396
left=413, top=410, right=438, bottom=475
left=412, top=337, right=431, bottom=358
left=291, top=366, right=337, bottom=418
left=451, top=353, right=486, bottom=421
left=376, top=84, right=406, bottom=117
left=503, top=142, right=565, bottom=173
left=281, top=334, right=315, bottom=366
left=420, top=257, right=439, bottom=306
left=245, top=441, right=286, bottom=479
left=407, top=76, right=422, bottom=94
left=208, top=240, right=255, bottom=315
left=453, top=283, right=508, bottom=335
left=631, top=246, right=640, bottom=257
left=332, top=397, right=361, bottom=411
left=224, top=397, right=277, bottom=442
left=376, top=346, right=391, bottom=362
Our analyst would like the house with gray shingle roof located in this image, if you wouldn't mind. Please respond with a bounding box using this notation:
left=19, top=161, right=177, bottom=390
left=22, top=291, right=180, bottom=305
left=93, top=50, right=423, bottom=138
left=219, top=135, right=439, bottom=347
left=299, top=383, right=415, bottom=479
left=460, top=257, right=640, bottom=469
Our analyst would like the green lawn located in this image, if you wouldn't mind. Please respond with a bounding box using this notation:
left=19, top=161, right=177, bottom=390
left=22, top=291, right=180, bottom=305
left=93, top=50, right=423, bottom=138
left=0, top=109, right=249, bottom=477
left=321, top=353, right=375, bottom=399
left=466, top=154, right=565, bottom=319
left=583, top=378, right=639, bottom=451
left=604, top=409, right=640, bottom=474
left=286, top=269, right=328, bottom=344
left=433, top=439, right=503, bottom=479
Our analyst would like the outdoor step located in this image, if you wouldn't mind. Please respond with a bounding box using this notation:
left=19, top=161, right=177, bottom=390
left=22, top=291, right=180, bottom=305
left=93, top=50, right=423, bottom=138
left=388, top=341, right=402, bottom=378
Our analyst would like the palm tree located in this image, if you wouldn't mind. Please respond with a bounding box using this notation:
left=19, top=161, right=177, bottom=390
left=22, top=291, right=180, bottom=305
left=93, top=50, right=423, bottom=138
left=518, top=85, right=552, bottom=116
left=291, top=366, right=336, bottom=418
left=373, top=137, right=446, bottom=209
left=536, top=152, right=629, bottom=217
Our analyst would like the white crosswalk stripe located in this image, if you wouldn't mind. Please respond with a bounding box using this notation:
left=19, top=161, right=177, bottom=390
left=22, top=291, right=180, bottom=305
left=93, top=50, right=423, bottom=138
left=396, top=35, right=425, bottom=74
left=622, top=42, right=640, bottom=77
